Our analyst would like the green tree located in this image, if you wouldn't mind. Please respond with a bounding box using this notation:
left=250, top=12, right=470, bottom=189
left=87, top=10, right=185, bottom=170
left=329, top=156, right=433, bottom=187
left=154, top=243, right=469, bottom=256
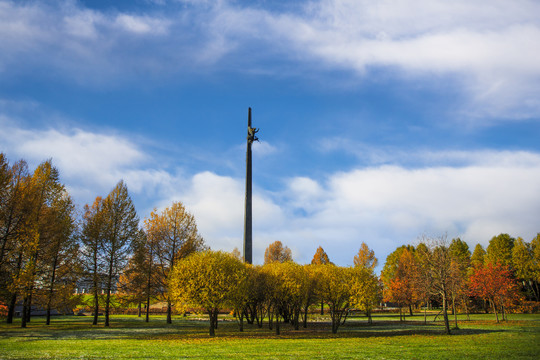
left=471, top=244, right=486, bottom=269
left=512, top=237, right=538, bottom=301
left=486, top=233, right=515, bottom=267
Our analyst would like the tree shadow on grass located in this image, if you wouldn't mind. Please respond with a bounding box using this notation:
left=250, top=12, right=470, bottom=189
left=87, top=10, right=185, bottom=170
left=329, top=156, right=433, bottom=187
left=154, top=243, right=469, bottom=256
left=0, top=316, right=507, bottom=343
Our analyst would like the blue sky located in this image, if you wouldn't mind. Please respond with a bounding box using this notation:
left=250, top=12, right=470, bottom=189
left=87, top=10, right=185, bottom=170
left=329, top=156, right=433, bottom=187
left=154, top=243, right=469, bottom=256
left=1, top=0, right=540, bottom=270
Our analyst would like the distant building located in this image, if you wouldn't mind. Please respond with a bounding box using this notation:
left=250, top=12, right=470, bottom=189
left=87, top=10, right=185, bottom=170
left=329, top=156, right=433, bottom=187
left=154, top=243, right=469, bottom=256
left=75, top=274, right=119, bottom=295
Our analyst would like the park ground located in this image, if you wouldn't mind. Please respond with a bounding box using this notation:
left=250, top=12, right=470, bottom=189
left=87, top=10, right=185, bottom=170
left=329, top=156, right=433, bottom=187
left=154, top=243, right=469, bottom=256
left=1, top=313, right=539, bottom=359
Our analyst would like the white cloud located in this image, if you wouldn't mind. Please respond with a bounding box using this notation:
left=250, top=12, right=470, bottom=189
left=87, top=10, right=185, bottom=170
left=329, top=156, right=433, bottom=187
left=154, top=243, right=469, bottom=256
left=115, top=14, right=170, bottom=35
left=252, top=141, right=278, bottom=156
left=2, top=0, right=539, bottom=118
left=1, top=116, right=539, bottom=269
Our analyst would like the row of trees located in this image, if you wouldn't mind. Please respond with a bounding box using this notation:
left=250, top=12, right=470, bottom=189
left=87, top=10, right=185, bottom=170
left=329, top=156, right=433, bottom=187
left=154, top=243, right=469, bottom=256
left=169, top=245, right=381, bottom=336
left=0, top=153, right=206, bottom=327
left=381, top=234, right=540, bottom=333
left=2, top=153, right=539, bottom=336
left=1, top=154, right=79, bottom=326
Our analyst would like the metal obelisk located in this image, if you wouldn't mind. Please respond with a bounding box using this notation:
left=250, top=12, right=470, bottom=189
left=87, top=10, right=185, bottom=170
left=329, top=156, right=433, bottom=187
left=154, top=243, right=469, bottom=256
left=244, top=107, right=258, bottom=264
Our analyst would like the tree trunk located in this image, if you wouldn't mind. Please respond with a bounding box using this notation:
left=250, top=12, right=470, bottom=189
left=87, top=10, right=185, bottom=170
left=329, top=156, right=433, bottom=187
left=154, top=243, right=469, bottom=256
left=238, top=309, right=244, bottom=332
left=7, top=293, right=17, bottom=324
left=268, top=307, right=273, bottom=330
left=21, top=296, right=29, bottom=328
left=104, top=288, right=111, bottom=327
left=209, top=311, right=215, bottom=337
left=442, top=292, right=451, bottom=335
left=92, top=290, right=99, bottom=325
left=145, top=294, right=150, bottom=323
left=303, top=305, right=309, bottom=328
left=275, top=313, right=280, bottom=335
left=491, top=299, right=499, bottom=323
left=424, top=297, right=427, bottom=325
left=293, top=309, right=300, bottom=330
left=166, top=300, right=172, bottom=324
left=46, top=256, right=59, bottom=326
left=533, top=281, right=540, bottom=302
left=320, top=301, right=324, bottom=315
left=408, top=304, right=413, bottom=317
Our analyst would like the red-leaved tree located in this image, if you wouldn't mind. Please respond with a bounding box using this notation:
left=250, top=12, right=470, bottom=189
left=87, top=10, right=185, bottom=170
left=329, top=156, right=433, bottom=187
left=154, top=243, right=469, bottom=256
left=469, top=263, right=521, bottom=322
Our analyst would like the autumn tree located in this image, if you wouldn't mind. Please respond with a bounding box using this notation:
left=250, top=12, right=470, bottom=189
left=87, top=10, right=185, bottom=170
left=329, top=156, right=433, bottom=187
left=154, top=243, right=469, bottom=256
left=243, top=265, right=270, bottom=328
left=416, top=235, right=455, bottom=334
left=532, top=234, right=540, bottom=298
left=469, top=262, right=521, bottom=322
left=0, top=157, right=34, bottom=324
left=231, top=247, right=242, bottom=261
left=144, top=201, right=205, bottom=324
left=300, top=264, right=318, bottom=328
left=353, top=242, right=378, bottom=270
left=448, top=238, right=471, bottom=325
left=310, top=245, right=331, bottom=315
left=81, top=196, right=106, bottom=325
left=100, top=181, right=139, bottom=327
left=39, top=192, right=79, bottom=325
left=382, top=247, right=418, bottom=319
left=413, top=242, right=433, bottom=324
left=262, top=261, right=306, bottom=334
left=18, top=160, right=66, bottom=327
left=264, top=241, right=292, bottom=264
left=315, top=264, right=353, bottom=334
left=168, top=250, right=247, bottom=336
left=228, top=262, right=255, bottom=331
left=349, top=266, right=381, bottom=325
left=311, top=246, right=331, bottom=265
left=117, top=230, right=154, bottom=317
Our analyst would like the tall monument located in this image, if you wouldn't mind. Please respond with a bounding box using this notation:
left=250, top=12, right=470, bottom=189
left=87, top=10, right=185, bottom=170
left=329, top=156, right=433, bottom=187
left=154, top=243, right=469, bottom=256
left=244, top=107, right=258, bottom=264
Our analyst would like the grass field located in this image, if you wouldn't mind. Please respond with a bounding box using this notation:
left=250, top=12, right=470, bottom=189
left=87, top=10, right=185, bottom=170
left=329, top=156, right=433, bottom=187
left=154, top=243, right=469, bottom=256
left=1, top=313, right=539, bottom=359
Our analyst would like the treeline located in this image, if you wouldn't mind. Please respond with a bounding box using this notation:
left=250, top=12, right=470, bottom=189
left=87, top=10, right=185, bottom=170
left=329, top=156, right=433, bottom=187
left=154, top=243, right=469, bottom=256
left=1, top=153, right=539, bottom=336
left=380, top=234, right=540, bottom=333
left=167, top=244, right=380, bottom=336
left=0, top=154, right=203, bottom=327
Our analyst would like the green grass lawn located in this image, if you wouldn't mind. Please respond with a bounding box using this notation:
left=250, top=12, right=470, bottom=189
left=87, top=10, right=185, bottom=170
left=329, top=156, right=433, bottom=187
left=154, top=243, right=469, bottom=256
left=1, top=313, right=539, bottom=359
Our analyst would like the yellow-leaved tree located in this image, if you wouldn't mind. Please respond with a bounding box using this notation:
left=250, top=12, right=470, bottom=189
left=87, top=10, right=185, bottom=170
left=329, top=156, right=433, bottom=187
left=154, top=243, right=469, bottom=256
left=349, top=266, right=381, bottom=325
left=144, top=201, right=205, bottom=324
left=314, top=264, right=354, bottom=334
left=168, top=250, right=247, bottom=336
